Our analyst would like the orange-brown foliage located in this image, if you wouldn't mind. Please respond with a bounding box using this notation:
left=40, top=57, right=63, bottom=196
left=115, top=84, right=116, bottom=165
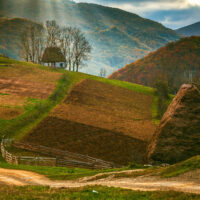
left=109, top=36, right=200, bottom=90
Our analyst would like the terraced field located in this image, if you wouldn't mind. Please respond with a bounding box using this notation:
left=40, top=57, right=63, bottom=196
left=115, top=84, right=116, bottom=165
left=0, top=56, right=160, bottom=166
left=0, top=59, right=61, bottom=120
left=22, top=79, right=156, bottom=165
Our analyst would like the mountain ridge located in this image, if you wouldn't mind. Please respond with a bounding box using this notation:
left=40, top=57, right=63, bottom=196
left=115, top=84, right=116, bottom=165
left=176, top=21, right=200, bottom=36
left=0, top=0, right=180, bottom=75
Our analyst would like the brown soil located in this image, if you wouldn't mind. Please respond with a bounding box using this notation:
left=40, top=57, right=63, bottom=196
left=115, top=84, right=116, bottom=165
left=52, top=79, right=156, bottom=142
left=0, top=107, right=23, bottom=120
left=0, top=64, right=61, bottom=120
left=0, top=64, right=61, bottom=99
left=22, top=79, right=156, bottom=165
left=0, top=94, right=26, bottom=107
left=22, top=117, right=147, bottom=165
left=0, top=77, right=57, bottom=99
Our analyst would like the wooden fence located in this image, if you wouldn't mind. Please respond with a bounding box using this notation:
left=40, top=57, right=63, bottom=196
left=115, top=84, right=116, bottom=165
left=1, top=140, right=116, bottom=169
left=1, top=140, right=56, bottom=166
left=14, top=142, right=116, bottom=169
left=1, top=141, right=18, bottom=165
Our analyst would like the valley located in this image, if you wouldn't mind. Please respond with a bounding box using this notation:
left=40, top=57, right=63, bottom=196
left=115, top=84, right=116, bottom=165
left=0, top=56, right=199, bottom=198
left=0, top=0, right=199, bottom=198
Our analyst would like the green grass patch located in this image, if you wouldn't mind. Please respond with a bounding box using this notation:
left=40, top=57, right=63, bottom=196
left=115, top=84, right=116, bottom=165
left=161, top=155, right=200, bottom=178
left=91, top=77, right=155, bottom=95
left=0, top=152, right=129, bottom=180
left=113, top=156, right=200, bottom=179
left=0, top=93, right=9, bottom=96
left=0, top=56, right=166, bottom=141
left=0, top=73, right=71, bottom=140
left=0, top=186, right=199, bottom=200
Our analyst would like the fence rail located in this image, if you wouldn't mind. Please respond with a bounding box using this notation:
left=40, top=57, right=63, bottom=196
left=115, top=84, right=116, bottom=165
left=1, top=141, right=18, bottom=165
left=13, top=142, right=116, bottom=169
left=1, top=140, right=116, bottom=169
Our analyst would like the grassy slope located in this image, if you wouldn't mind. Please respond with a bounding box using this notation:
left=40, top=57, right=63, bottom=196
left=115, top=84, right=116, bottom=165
left=0, top=56, right=162, bottom=178
left=107, top=156, right=200, bottom=180
left=0, top=153, right=130, bottom=180
left=0, top=186, right=199, bottom=200
left=161, top=155, right=200, bottom=178
left=0, top=56, right=159, bottom=141
left=0, top=154, right=199, bottom=181
left=0, top=56, right=63, bottom=140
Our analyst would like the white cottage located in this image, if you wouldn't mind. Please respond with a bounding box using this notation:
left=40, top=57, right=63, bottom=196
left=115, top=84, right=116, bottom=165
left=42, top=47, right=66, bottom=68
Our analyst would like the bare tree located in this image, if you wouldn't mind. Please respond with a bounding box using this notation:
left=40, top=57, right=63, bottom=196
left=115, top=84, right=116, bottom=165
left=35, top=26, right=46, bottom=63
left=60, top=27, right=74, bottom=71
left=20, top=30, right=30, bottom=62
left=60, top=27, right=92, bottom=72
left=20, top=20, right=92, bottom=71
left=19, top=25, right=45, bottom=63
left=72, top=28, right=92, bottom=72
left=46, top=20, right=61, bottom=47
left=99, top=68, right=107, bottom=77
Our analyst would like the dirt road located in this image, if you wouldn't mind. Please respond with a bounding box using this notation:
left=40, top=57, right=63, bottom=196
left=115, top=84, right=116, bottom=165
left=0, top=168, right=199, bottom=194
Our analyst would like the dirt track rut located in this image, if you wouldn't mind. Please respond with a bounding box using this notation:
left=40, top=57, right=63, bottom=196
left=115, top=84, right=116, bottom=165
left=0, top=168, right=200, bottom=194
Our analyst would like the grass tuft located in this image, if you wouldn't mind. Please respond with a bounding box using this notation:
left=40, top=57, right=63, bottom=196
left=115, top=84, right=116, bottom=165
left=0, top=186, right=199, bottom=200
left=161, top=155, right=200, bottom=178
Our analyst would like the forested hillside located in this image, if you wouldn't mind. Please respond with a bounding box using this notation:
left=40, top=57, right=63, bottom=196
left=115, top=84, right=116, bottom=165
left=0, top=0, right=180, bottom=75
left=0, top=18, right=42, bottom=59
left=109, top=36, right=200, bottom=92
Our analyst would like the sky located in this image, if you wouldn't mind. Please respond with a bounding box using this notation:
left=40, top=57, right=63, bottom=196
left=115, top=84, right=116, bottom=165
left=74, top=0, right=200, bottom=29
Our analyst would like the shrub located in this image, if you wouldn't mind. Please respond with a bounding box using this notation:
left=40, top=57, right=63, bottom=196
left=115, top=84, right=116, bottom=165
left=154, top=79, right=169, bottom=119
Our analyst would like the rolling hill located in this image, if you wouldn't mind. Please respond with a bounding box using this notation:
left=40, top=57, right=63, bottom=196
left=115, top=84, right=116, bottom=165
left=0, top=0, right=180, bottom=75
left=109, top=36, right=200, bottom=93
left=0, top=56, right=199, bottom=169
left=0, top=56, right=62, bottom=138
left=21, top=79, right=156, bottom=165
left=0, top=17, right=42, bottom=61
left=176, top=21, right=200, bottom=36
left=0, top=56, right=158, bottom=166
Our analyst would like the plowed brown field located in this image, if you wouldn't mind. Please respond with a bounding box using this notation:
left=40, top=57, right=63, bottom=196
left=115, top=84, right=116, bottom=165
left=0, top=63, right=61, bottom=119
left=0, top=64, right=61, bottom=99
left=0, top=107, right=23, bottom=120
left=53, top=79, right=156, bottom=142
left=23, top=79, right=156, bottom=165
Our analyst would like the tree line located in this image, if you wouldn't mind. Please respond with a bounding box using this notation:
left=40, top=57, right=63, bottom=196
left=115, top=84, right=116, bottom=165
left=20, top=20, right=92, bottom=72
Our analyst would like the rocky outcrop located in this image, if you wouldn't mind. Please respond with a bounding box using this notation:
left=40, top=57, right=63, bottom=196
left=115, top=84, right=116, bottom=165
left=148, top=84, right=200, bottom=164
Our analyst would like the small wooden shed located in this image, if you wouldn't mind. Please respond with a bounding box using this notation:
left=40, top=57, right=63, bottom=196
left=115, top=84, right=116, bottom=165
left=42, top=47, right=66, bottom=68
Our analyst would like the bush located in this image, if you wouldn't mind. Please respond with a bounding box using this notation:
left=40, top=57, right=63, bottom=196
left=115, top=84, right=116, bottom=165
left=154, top=79, right=169, bottom=119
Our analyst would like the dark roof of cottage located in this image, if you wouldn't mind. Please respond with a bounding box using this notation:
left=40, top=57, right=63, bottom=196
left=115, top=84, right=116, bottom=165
left=42, top=47, right=66, bottom=63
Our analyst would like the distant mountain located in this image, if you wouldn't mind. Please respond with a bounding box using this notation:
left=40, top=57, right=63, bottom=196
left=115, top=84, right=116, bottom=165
left=0, top=0, right=180, bottom=75
left=176, top=22, right=200, bottom=36
left=109, top=36, right=200, bottom=92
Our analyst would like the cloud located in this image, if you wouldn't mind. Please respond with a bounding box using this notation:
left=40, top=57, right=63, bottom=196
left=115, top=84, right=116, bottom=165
left=152, top=7, right=200, bottom=29
left=76, top=0, right=200, bottom=12
left=74, top=0, right=200, bottom=29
